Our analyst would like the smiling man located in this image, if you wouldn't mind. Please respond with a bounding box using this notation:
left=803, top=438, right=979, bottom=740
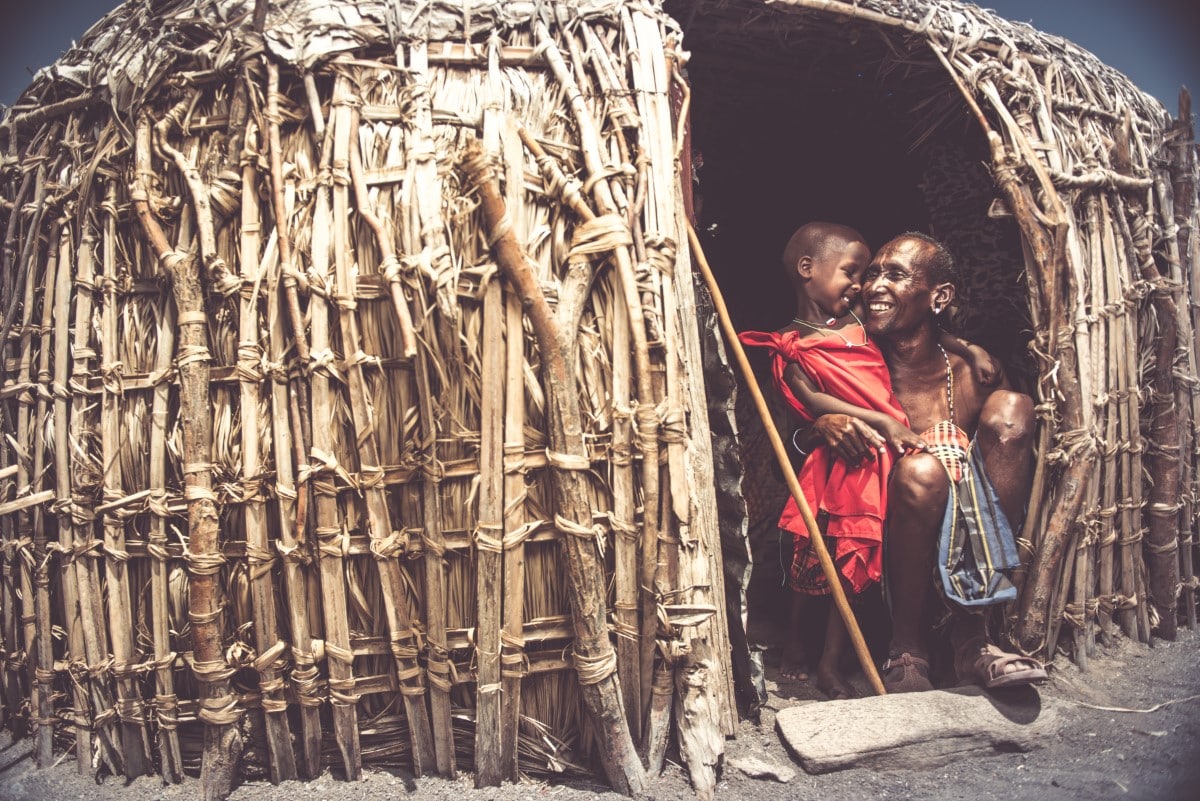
left=817, top=232, right=1047, bottom=691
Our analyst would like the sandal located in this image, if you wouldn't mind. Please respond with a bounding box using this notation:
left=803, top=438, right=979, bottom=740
left=881, top=652, right=933, bottom=694
left=955, top=638, right=1047, bottom=689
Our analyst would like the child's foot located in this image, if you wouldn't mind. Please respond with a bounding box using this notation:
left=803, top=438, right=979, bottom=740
left=779, top=643, right=809, bottom=681
left=815, top=664, right=855, bottom=700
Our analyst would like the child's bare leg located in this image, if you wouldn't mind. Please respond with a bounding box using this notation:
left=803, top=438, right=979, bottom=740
left=815, top=604, right=854, bottom=699
left=780, top=591, right=809, bottom=681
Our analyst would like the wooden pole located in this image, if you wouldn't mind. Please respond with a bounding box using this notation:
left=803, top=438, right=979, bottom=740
left=133, top=114, right=241, bottom=800
left=30, top=220, right=60, bottom=767
left=99, top=179, right=154, bottom=778
left=686, top=223, right=885, bottom=696
left=237, top=121, right=298, bottom=782
left=50, top=226, right=96, bottom=774
left=499, top=118, right=530, bottom=784
left=405, top=41, right=456, bottom=777
left=265, top=198, right=323, bottom=778
left=65, top=226, right=123, bottom=774
left=332, top=92, right=435, bottom=775
left=533, top=20, right=662, bottom=723
left=145, top=270, right=184, bottom=782
left=305, top=84, right=362, bottom=782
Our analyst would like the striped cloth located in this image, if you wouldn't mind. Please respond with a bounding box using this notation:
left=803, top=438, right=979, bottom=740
left=921, top=421, right=1021, bottom=608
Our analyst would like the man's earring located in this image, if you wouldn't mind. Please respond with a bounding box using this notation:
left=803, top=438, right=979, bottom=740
left=933, top=305, right=942, bottom=315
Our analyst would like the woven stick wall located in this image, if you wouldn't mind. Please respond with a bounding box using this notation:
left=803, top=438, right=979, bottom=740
left=679, top=0, right=1200, bottom=661
left=0, top=0, right=735, bottom=795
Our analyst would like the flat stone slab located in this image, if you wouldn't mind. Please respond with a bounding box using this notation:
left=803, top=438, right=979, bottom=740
left=776, top=686, right=1061, bottom=773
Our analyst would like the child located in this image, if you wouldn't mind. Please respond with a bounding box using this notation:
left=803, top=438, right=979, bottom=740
left=740, top=222, right=995, bottom=699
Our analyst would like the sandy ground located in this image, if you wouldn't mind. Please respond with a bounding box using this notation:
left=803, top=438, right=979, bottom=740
left=1, top=628, right=1198, bottom=801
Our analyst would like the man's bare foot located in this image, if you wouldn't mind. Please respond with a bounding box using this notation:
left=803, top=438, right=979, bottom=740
left=815, top=663, right=855, bottom=700
left=779, top=643, right=809, bottom=681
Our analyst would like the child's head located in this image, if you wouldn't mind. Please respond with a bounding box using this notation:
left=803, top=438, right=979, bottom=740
left=782, top=222, right=870, bottom=320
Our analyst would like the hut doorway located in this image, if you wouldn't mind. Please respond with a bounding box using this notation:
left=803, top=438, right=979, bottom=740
left=670, top=2, right=1032, bottom=683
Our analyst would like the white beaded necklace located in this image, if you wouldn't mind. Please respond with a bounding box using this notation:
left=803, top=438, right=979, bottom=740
left=790, top=308, right=867, bottom=347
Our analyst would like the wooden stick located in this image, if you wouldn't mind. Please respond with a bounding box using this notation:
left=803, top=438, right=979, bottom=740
left=304, top=85, right=362, bottom=782
left=265, top=196, right=322, bottom=779
left=266, top=61, right=314, bottom=503
left=145, top=274, right=184, bottom=782
left=50, top=226, right=94, bottom=774
left=462, top=141, right=646, bottom=795
left=1126, top=198, right=1181, bottom=640
left=474, top=277, right=505, bottom=787
left=333, top=87, right=435, bottom=776
left=1170, top=88, right=1198, bottom=630
left=347, top=102, right=417, bottom=358
left=30, top=219, right=60, bottom=766
left=133, top=114, right=241, bottom=800
left=405, top=41, right=456, bottom=778
left=65, top=226, right=123, bottom=774
left=6, top=159, right=51, bottom=745
left=499, top=118, right=529, bottom=783
left=685, top=223, right=885, bottom=695
left=534, top=19, right=662, bottom=722
left=0, top=165, right=33, bottom=738
left=237, top=121, right=298, bottom=782
left=99, top=178, right=154, bottom=778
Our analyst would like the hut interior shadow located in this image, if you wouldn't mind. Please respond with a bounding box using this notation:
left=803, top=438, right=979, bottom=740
left=671, top=2, right=1033, bottom=685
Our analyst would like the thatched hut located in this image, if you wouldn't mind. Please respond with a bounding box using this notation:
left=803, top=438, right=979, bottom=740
left=0, top=0, right=1195, bottom=798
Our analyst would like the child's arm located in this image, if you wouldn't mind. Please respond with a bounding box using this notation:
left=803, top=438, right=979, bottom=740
left=782, top=363, right=926, bottom=456
left=939, top=332, right=1002, bottom=387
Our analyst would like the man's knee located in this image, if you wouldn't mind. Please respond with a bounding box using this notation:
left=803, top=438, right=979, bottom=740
left=890, top=453, right=950, bottom=508
left=979, top=391, right=1034, bottom=449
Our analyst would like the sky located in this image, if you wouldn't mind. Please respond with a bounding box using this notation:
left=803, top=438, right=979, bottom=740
left=0, top=0, right=1198, bottom=113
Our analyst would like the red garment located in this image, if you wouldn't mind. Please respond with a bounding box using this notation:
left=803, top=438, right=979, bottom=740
left=739, top=326, right=908, bottom=595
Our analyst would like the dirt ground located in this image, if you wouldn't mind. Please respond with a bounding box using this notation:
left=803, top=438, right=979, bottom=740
left=1, top=627, right=1198, bottom=801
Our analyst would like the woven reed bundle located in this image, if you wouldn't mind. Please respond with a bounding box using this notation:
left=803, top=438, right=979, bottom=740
left=0, top=0, right=735, bottom=796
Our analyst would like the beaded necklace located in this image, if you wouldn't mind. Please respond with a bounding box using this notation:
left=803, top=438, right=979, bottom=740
left=790, top=308, right=868, bottom=347
left=937, top=343, right=955, bottom=425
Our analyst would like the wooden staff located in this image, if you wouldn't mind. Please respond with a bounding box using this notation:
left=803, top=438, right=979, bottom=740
left=133, top=114, right=241, bottom=800
left=237, top=121, right=298, bottom=782
left=462, top=141, right=646, bottom=795
left=686, top=223, right=884, bottom=696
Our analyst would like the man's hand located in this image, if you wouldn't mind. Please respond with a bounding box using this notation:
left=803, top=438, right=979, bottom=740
left=877, top=418, right=929, bottom=454
left=813, top=414, right=886, bottom=464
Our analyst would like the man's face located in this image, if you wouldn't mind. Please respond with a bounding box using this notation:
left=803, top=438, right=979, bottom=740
left=862, top=237, right=937, bottom=338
